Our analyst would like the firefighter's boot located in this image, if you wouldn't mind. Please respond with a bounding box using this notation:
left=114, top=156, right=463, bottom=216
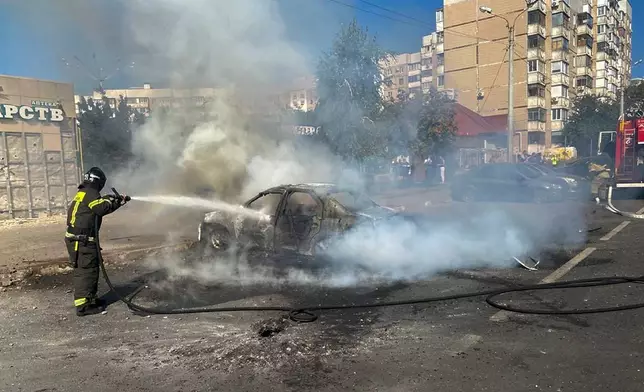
left=75, top=297, right=105, bottom=317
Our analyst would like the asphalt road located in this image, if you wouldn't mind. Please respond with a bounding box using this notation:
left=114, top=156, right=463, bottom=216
left=0, top=198, right=643, bottom=391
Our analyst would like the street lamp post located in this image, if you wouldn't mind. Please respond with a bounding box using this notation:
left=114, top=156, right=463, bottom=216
left=480, top=0, right=537, bottom=163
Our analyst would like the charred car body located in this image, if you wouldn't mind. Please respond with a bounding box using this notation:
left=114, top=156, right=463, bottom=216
left=197, top=183, right=397, bottom=256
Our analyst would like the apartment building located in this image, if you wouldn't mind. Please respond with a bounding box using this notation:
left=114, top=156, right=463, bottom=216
left=381, top=52, right=422, bottom=100
left=280, top=76, right=318, bottom=112
left=439, top=0, right=632, bottom=154
left=74, top=83, right=221, bottom=116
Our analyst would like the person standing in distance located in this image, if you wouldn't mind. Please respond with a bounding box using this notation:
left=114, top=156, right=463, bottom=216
left=64, top=167, right=129, bottom=316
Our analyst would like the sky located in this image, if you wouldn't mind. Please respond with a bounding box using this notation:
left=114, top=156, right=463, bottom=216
left=0, top=0, right=642, bottom=93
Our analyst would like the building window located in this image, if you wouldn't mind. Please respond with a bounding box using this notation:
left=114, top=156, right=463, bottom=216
left=575, top=56, right=592, bottom=67
left=577, top=36, right=593, bottom=48
left=528, top=84, right=545, bottom=97
left=408, top=75, right=420, bottom=83
left=597, top=6, right=606, bottom=16
left=528, top=10, right=545, bottom=26
left=597, top=24, right=606, bottom=34
left=437, top=54, right=444, bottom=66
left=409, top=63, right=421, bottom=71
left=421, top=69, right=432, bottom=77
left=577, top=13, right=593, bottom=28
left=528, top=60, right=545, bottom=72
left=528, top=35, right=545, bottom=49
left=552, top=37, right=569, bottom=51
left=576, top=76, right=593, bottom=87
left=552, top=85, right=569, bottom=98
left=398, top=78, right=404, bottom=85
left=438, top=76, right=444, bottom=87
left=528, top=132, right=544, bottom=145
left=551, top=61, right=569, bottom=74
left=436, top=9, right=443, bottom=23
left=437, top=32, right=444, bottom=43
left=551, top=108, right=569, bottom=121
left=422, top=82, right=431, bottom=90
left=528, top=108, right=546, bottom=122
left=552, top=13, right=570, bottom=28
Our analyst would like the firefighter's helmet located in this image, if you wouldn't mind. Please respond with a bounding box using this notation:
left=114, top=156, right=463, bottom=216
left=84, top=167, right=107, bottom=191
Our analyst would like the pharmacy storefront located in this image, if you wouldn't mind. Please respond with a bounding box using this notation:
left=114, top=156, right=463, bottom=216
left=0, top=75, right=81, bottom=219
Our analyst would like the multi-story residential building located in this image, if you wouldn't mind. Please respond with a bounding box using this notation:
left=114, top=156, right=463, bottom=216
left=440, top=0, right=632, bottom=154
left=280, top=76, right=318, bottom=112
left=74, top=83, right=222, bottom=116
left=381, top=52, right=422, bottom=100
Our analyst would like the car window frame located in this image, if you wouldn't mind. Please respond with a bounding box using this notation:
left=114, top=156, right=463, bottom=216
left=244, top=191, right=284, bottom=216
left=283, top=190, right=323, bottom=218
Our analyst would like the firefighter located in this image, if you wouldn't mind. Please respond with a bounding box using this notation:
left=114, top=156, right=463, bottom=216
left=64, top=167, right=129, bottom=316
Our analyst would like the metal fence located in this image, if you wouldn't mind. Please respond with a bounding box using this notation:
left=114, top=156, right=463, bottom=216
left=457, top=148, right=508, bottom=169
left=0, top=130, right=80, bottom=219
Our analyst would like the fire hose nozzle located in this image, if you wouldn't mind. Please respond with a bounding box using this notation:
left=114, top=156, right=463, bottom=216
left=110, top=187, right=131, bottom=202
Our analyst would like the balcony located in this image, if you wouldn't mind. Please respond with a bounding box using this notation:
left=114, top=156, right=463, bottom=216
left=576, top=45, right=592, bottom=56
left=552, top=0, right=571, bottom=16
left=528, top=24, right=546, bottom=37
left=576, top=66, right=593, bottom=77
left=597, top=33, right=607, bottom=43
left=551, top=26, right=571, bottom=40
left=528, top=0, right=547, bottom=13
left=576, top=24, right=592, bottom=36
left=421, top=76, right=433, bottom=83
left=421, top=64, right=432, bottom=71
left=552, top=50, right=570, bottom=62
left=527, top=71, right=546, bottom=85
left=597, top=15, right=607, bottom=25
left=551, top=120, right=564, bottom=131
left=551, top=96, right=571, bottom=107
left=527, top=47, right=546, bottom=60
left=551, top=73, right=570, bottom=86
left=527, top=96, right=546, bottom=107
left=437, top=64, right=444, bottom=74
left=437, top=21, right=443, bottom=32
left=527, top=121, right=546, bottom=131
left=436, top=42, right=444, bottom=53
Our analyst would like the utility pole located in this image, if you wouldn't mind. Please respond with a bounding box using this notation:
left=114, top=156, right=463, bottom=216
left=507, top=25, right=515, bottom=163
left=480, top=1, right=536, bottom=164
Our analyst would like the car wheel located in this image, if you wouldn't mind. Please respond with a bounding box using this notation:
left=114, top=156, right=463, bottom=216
left=461, top=186, right=477, bottom=203
left=532, top=190, right=549, bottom=204
left=200, top=224, right=231, bottom=252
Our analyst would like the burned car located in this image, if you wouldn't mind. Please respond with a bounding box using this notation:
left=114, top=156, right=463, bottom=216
left=197, top=183, right=397, bottom=256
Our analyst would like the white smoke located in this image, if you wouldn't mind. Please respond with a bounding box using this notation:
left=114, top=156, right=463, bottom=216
left=107, top=0, right=589, bottom=288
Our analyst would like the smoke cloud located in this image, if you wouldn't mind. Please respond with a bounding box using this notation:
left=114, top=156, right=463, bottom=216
left=102, top=0, right=588, bottom=288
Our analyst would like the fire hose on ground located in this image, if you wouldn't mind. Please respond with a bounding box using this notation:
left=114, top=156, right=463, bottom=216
left=96, top=189, right=644, bottom=323
left=597, top=184, right=644, bottom=219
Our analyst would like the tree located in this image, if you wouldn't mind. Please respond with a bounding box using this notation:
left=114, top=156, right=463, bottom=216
left=77, top=95, right=145, bottom=172
left=314, top=19, right=389, bottom=163
left=563, top=94, right=618, bottom=156
left=563, top=83, right=644, bottom=157
left=414, top=87, right=457, bottom=159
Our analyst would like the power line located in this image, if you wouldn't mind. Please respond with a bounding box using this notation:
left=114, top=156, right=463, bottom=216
left=356, top=0, right=432, bottom=27
left=481, top=47, right=509, bottom=112
left=323, top=0, right=429, bottom=30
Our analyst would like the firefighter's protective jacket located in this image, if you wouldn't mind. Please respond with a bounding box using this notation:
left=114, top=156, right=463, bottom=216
left=66, top=183, right=121, bottom=237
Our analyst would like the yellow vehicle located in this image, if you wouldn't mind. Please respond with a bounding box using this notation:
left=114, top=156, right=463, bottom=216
left=543, top=147, right=577, bottom=163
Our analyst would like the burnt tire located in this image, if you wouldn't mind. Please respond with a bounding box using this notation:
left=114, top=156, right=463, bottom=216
left=460, top=186, right=477, bottom=203
left=199, top=224, right=231, bottom=253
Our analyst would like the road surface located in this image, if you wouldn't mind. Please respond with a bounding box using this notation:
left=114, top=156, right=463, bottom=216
left=0, top=191, right=643, bottom=392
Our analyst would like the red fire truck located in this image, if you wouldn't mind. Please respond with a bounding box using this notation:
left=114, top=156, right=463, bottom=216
left=596, top=118, right=644, bottom=218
